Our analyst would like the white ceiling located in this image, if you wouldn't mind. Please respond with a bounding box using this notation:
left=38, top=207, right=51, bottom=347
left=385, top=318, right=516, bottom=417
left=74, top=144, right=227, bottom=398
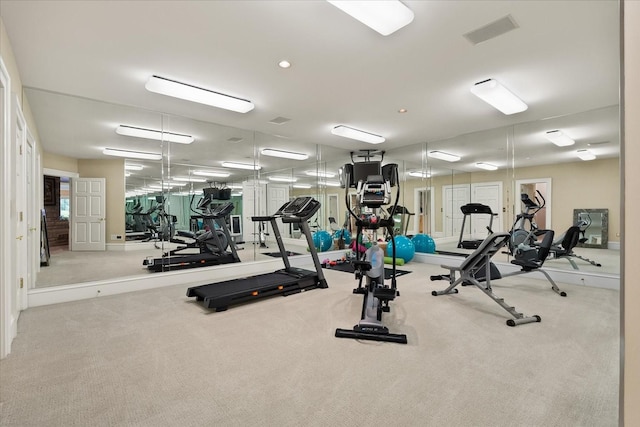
left=0, top=0, right=620, bottom=186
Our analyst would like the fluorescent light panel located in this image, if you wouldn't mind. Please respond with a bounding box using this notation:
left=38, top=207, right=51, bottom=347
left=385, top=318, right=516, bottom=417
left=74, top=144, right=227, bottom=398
left=319, top=180, right=341, bottom=187
left=408, top=171, right=430, bottom=178
left=103, top=148, right=162, bottom=161
left=305, top=170, right=336, bottom=178
left=192, top=170, right=231, bottom=178
left=428, top=151, right=461, bottom=162
left=116, top=125, right=194, bottom=144
left=545, top=130, right=575, bottom=147
left=125, top=164, right=144, bottom=171
left=145, top=75, right=254, bottom=113
left=327, top=0, right=415, bottom=36
left=222, top=161, right=261, bottom=170
left=268, top=176, right=298, bottom=183
left=293, top=184, right=312, bottom=189
left=261, top=148, right=309, bottom=160
left=173, top=177, right=207, bottom=183
left=470, top=79, right=528, bottom=115
left=577, top=149, right=596, bottom=161
left=475, top=162, right=498, bottom=171
left=331, top=125, right=385, bottom=144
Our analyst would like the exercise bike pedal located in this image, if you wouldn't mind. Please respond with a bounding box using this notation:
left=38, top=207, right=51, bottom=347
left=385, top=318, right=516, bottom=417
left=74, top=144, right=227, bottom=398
left=373, top=287, right=396, bottom=301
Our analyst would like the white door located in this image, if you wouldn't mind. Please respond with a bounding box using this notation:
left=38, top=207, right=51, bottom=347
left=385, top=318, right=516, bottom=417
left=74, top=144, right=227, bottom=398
left=71, top=178, right=106, bottom=251
left=242, top=181, right=266, bottom=244
left=269, top=185, right=288, bottom=237
left=14, top=101, right=27, bottom=313
left=471, top=182, right=503, bottom=236
left=443, top=185, right=470, bottom=237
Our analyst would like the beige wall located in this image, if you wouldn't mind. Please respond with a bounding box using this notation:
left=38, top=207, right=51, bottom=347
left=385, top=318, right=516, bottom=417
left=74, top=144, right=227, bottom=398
left=43, top=152, right=79, bottom=174
left=399, top=158, right=620, bottom=241
left=623, top=2, right=638, bottom=425
left=77, top=159, right=125, bottom=243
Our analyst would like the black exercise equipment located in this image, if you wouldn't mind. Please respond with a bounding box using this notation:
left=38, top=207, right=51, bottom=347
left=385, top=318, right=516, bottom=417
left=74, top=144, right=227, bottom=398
left=335, top=161, right=407, bottom=344
left=143, top=201, right=240, bottom=272
left=387, top=205, right=414, bottom=236
left=186, top=196, right=328, bottom=311
left=508, top=191, right=546, bottom=254
left=431, top=230, right=566, bottom=327
left=457, top=203, right=496, bottom=249
left=548, top=225, right=602, bottom=270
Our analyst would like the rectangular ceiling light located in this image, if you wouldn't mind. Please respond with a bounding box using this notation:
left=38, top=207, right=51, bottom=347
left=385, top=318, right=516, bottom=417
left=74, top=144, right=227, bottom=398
left=222, top=161, right=261, bottom=170
left=192, top=170, right=231, bottom=178
left=268, top=176, right=298, bottom=183
left=293, top=184, right=312, bottom=189
left=261, top=148, right=309, bottom=160
left=103, top=148, right=162, bottom=161
left=475, top=162, right=498, bottom=171
left=319, top=180, right=342, bottom=187
left=327, top=1, right=415, bottom=36
left=116, top=125, right=194, bottom=144
left=173, top=177, right=207, bottom=183
left=124, top=164, right=144, bottom=171
left=331, top=125, right=385, bottom=144
left=408, top=171, right=430, bottom=178
left=577, top=149, right=596, bottom=161
left=470, top=79, right=528, bottom=115
left=145, top=75, right=255, bottom=113
left=305, top=170, right=336, bottom=178
left=428, top=151, right=461, bottom=162
left=545, top=130, right=575, bottom=146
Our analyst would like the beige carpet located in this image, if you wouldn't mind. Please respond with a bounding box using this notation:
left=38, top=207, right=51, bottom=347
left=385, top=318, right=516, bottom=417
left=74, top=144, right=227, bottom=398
left=2, top=262, right=619, bottom=426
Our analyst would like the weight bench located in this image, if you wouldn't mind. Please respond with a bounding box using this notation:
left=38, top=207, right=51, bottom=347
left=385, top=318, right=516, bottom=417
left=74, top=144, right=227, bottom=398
left=431, top=232, right=542, bottom=327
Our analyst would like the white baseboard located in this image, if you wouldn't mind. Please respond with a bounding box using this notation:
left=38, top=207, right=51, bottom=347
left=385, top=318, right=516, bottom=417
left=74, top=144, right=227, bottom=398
left=608, top=241, right=620, bottom=250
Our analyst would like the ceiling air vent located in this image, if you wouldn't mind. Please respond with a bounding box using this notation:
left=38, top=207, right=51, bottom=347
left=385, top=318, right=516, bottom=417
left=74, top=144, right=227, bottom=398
left=269, top=116, right=291, bottom=125
left=463, top=15, right=519, bottom=45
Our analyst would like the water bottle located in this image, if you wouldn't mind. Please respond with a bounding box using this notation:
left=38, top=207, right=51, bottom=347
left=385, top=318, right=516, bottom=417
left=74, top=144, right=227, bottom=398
left=365, top=243, right=385, bottom=280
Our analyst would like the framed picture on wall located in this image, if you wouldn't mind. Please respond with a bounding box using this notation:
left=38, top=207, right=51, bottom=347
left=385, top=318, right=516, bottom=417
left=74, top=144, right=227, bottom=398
left=44, top=176, right=57, bottom=206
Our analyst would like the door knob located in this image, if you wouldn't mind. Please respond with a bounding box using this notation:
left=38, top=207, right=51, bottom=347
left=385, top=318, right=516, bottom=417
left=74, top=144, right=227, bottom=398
left=16, top=235, right=23, bottom=240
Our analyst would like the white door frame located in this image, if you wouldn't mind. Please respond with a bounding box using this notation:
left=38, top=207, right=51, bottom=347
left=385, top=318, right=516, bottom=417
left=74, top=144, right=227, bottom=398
left=14, top=96, right=28, bottom=315
left=515, top=178, right=552, bottom=229
left=0, top=56, right=13, bottom=358
left=413, top=186, right=435, bottom=236
left=26, top=130, right=38, bottom=291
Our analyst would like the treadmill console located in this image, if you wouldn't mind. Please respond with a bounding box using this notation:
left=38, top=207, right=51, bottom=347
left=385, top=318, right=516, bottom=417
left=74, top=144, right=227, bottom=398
left=210, top=202, right=235, bottom=218
left=281, top=197, right=320, bottom=222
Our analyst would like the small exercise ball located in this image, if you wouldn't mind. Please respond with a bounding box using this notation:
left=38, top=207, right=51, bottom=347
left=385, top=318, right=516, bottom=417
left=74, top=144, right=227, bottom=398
left=386, top=235, right=415, bottom=262
left=412, top=234, right=436, bottom=254
left=333, top=229, right=352, bottom=245
left=313, top=230, right=333, bottom=252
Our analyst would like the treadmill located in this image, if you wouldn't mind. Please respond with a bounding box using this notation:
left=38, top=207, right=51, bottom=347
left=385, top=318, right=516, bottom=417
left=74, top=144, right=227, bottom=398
left=143, top=202, right=240, bottom=272
left=186, top=196, right=328, bottom=311
left=457, top=203, right=496, bottom=249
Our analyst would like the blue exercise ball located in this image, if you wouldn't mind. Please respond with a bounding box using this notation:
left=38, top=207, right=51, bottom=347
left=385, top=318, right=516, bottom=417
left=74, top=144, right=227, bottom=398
left=333, top=229, right=352, bottom=245
left=313, top=230, right=333, bottom=252
left=412, top=234, right=436, bottom=254
left=386, top=235, right=415, bottom=262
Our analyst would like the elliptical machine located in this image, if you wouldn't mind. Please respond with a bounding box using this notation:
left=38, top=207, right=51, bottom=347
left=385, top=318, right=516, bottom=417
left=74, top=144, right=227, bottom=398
left=335, top=160, right=407, bottom=344
left=508, top=190, right=546, bottom=262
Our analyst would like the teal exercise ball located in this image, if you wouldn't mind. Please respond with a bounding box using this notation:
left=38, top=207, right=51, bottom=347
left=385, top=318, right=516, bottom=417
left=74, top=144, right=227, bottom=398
left=333, top=229, right=352, bottom=245
left=412, top=234, right=436, bottom=254
left=386, top=235, right=415, bottom=262
left=313, top=230, right=333, bottom=252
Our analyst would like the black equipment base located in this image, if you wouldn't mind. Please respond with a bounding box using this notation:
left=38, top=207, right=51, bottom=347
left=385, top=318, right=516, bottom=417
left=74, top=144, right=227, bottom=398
left=187, top=268, right=327, bottom=311
left=335, top=327, right=408, bottom=344
left=144, top=252, right=239, bottom=272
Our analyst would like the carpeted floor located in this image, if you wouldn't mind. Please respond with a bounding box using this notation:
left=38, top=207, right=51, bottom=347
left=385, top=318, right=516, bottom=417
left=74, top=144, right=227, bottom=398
left=2, top=262, right=619, bottom=427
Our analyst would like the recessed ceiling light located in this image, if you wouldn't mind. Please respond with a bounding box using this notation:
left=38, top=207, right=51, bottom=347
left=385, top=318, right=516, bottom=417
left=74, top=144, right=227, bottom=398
left=331, top=125, right=385, bottom=144
left=116, top=125, right=194, bottom=144
left=470, top=78, right=528, bottom=115
left=278, top=60, right=291, bottom=69
left=398, top=108, right=408, bottom=113
left=145, top=75, right=254, bottom=113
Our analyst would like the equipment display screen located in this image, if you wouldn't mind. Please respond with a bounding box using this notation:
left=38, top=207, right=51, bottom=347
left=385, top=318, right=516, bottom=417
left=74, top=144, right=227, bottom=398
left=353, top=161, right=381, bottom=183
